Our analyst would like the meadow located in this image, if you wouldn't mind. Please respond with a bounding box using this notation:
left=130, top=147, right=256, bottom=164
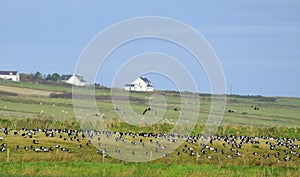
left=0, top=80, right=300, bottom=176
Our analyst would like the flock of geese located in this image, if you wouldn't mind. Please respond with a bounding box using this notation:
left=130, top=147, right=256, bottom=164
left=0, top=127, right=300, bottom=164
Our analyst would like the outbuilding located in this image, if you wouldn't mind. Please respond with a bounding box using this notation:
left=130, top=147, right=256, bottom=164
left=0, top=71, right=20, bottom=82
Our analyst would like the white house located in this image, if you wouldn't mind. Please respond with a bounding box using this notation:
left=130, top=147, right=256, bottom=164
left=124, top=76, right=154, bottom=92
left=0, top=71, right=20, bottom=82
left=61, top=74, right=86, bottom=86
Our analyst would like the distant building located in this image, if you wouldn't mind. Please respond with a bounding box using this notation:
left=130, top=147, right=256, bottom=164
left=61, top=74, right=86, bottom=86
left=124, top=76, right=154, bottom=92
left=0, top=71, right=20, bottom=82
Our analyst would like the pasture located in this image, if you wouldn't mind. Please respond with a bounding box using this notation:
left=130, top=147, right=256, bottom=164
left=0, top=81, right=300, bottom=176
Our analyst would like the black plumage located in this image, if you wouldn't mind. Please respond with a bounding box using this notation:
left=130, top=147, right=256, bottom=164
left=142, top=107, right=151, bottom=115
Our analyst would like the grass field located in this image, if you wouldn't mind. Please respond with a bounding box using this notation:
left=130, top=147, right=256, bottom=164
left=1, top=162, right=300, bottom=177
left=0, top=80, right=300, bottom=176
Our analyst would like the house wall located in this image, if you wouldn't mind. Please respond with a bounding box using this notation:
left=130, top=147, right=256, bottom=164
left=124, top=85, right=134, bottom=91
left=0, top=72, right=20, bottom=82
left=132, top=78, right=147, bottom=91
left=146, top=86, right=154, bottom=92
left=124, top=77, right=154, bottom=92
left=124, top=86, right=130, bottom=91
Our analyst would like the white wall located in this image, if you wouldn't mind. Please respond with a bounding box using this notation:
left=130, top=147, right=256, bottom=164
left=0, top=72, right=20, bottom=82
left=132, top=78, right=147, bottom=91
left=124, top=77, right=154, bottom=92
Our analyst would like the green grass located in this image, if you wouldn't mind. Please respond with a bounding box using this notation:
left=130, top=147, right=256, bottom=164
left=1, top=81, right=300, bottom=176
left=0, top=162, right=299, bottom=177
left=0, top=80, right=73, bottom=92
left=2, top=81, right=300, bottom=128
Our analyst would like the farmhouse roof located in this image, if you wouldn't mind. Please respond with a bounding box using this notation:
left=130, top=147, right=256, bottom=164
left=61, top=75, right=73, bottom=81
left=61, top=74, right=86, bottom=83
left=0, top=71, right=18, bottom=75
left=76, top=75, right=86, bottom=82
left=140, top=77, right=151, bottom=84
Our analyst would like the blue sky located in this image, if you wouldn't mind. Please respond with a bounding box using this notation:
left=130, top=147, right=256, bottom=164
left=1, top=0, right=300, bottom=97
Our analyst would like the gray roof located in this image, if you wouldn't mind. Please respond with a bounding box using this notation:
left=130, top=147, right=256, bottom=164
left=61, top=74, right=86, bottom=83
left=0, top=71, right=18, bottom=75
left=140, top=77, right=151, bottom=84
left=76, top=75, right=86, bottom=82
left=61, top=75, right=73, bottom=81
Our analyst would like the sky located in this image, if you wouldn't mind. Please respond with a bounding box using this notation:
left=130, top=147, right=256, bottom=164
left=0, top=0, right=300, bottom=97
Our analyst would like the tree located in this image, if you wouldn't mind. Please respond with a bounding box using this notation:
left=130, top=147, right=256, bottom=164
left=45, top=73, right=61, bottom=82
left=51, top=73, right=61, bottom=82
left=33, top=71, right=42, bottom=81
left=45, top=74, right=52, bottom=81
